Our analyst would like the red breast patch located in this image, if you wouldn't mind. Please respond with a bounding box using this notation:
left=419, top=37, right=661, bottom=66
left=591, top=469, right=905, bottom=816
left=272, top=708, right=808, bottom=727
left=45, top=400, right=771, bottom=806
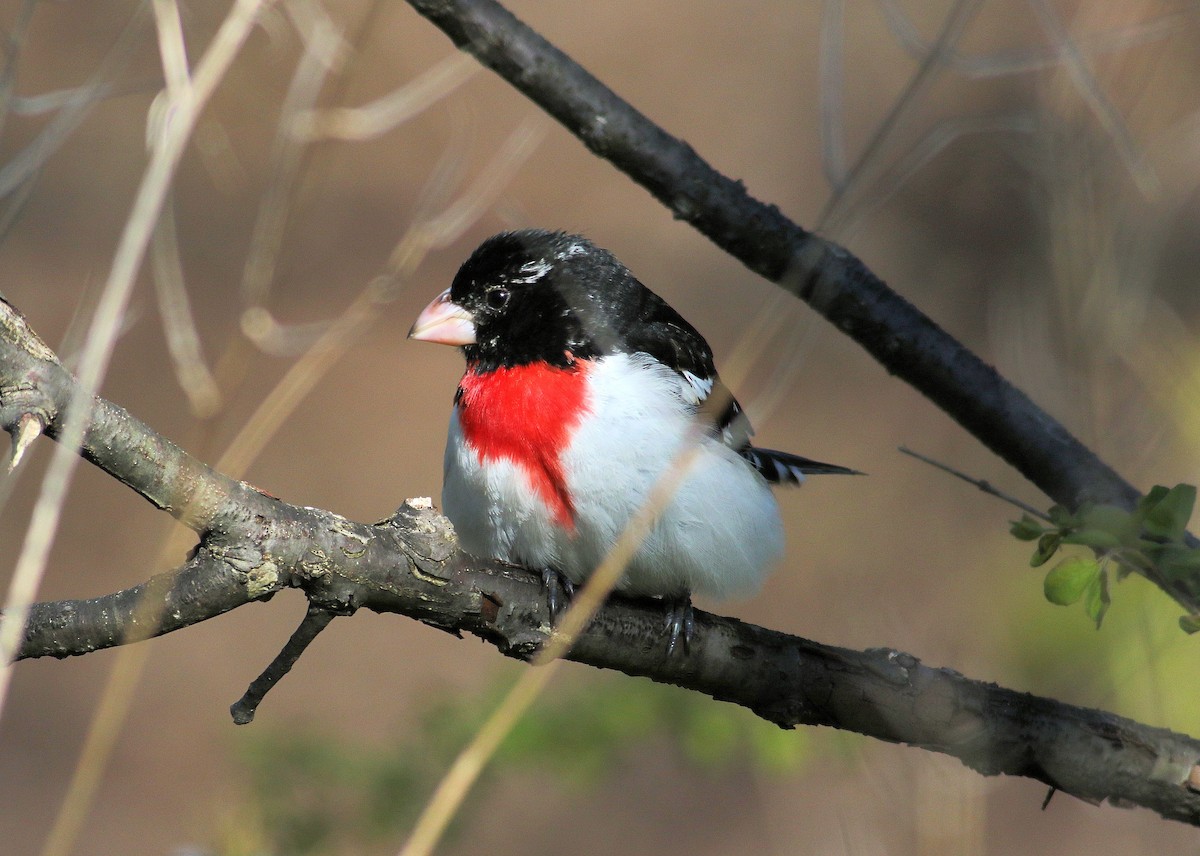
left=456, top=361, right=591, bottom=529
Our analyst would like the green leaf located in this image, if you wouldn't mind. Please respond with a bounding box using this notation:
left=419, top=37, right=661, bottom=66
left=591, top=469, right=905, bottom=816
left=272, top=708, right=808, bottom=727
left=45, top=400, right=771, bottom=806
left=1043, top=556, right=1100, bottom=605
left=1009, top=515, right=1045, bottom=541
left=1136, top=485, right=1171, bottom=516
left=1031, top=533, right=1062, bottom=567
left=1083, top=569, right=1111, bottom=629
left=1141, top=484, right=1196, bottom=541
left=1060, top=528, right=1122, bottom=550
left=1156, top=544, right=1200, bottom=580
left=1078, top=504, right=1137, bottom=541
left=1048, top=504, right=1075, bottom=528
left=1180, top=614, right=1200, bottom=634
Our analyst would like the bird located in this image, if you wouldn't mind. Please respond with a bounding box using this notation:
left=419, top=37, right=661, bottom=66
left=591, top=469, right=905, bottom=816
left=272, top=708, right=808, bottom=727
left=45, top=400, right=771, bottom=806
left=409, top=229, right=857, bottom=652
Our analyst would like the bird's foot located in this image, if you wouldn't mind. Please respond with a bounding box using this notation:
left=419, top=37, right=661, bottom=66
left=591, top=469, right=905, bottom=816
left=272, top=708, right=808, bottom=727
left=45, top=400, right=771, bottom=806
left=540, top=567, right=576, bottom=625
left=662, top=593, right=695, bottom=656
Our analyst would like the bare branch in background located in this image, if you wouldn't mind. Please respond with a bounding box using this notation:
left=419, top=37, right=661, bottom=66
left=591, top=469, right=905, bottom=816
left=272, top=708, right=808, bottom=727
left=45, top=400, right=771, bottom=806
left=240, top=6, right=345, bottom=308
left=818, top=0, right=847, bottom=191
left=876, top=0, right=1182, bottom=77
left=294, top=52, right=479, bottom=142
left=0, top=8, right=147, bottom=201
left=818, top=0, right=983, bottom=234
left=1030, top=0, right=1159, bottom=196
left=151, top=197, right=223, bottom=418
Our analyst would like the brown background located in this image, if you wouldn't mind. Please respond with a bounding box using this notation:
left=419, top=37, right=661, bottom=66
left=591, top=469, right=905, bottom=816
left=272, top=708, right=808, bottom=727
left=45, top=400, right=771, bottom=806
left=2, top=1, right=1200, bottom=853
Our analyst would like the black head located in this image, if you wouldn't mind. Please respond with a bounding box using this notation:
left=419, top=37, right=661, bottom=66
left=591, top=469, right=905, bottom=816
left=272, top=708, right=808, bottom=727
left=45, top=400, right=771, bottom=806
left=411, top=229, right=715, bottom=377
left=446, top=229, right=635, bottom=370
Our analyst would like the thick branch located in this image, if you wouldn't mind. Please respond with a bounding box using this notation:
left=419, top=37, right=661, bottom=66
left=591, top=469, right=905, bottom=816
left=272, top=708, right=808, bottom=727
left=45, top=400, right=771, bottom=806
left=15, top=497, right=1200, bottom=825
left=3, top=296, right=1199, bottom=823
left=19, top=549, right=264, bottom=658
left=2, top=300, right=1196, bottom=821
left=0, top=295, right=277, bottom=534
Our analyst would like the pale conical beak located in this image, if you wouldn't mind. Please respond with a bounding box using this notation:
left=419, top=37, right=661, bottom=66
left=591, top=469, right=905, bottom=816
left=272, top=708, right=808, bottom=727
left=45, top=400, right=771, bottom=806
left=408, top=288, right=476, bottom=346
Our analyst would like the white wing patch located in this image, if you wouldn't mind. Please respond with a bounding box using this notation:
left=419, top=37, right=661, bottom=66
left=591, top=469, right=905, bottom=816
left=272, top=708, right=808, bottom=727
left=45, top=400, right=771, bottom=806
left=741, top=448, right=807, bottom=485
left=680, top=370, right=713, bottom=405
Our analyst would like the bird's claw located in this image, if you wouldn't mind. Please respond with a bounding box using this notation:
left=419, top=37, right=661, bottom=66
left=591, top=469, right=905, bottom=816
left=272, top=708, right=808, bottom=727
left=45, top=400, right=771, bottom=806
left=540, top=567, right=575, bottom=625
left=663, top=593, right=695, bottom=655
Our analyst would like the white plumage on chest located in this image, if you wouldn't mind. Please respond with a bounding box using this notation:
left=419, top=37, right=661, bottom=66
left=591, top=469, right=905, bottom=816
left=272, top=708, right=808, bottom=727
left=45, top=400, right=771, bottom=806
left=441, top=352, right=784, bottom=599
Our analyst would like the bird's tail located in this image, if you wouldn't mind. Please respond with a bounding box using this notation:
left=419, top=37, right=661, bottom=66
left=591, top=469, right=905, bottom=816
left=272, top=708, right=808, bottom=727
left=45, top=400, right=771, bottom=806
left=742, top=447, right=863, bottom=486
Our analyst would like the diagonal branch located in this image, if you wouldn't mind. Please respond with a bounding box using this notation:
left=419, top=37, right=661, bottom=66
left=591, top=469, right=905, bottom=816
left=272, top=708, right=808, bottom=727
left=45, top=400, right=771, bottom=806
left=229, top=604, right=337, bottom=724
left=19, top=548, right=262, bottom=660
left=3, top=296, right=1200, bottom=825
left=0, top=295, right=272, bottom=534
left=399, top=0, right=1199, bottom=604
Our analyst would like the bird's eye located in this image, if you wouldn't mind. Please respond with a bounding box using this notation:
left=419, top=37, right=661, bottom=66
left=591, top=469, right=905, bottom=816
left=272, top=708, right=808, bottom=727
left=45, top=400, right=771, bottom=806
left=485, top=287, right=510, bottom=310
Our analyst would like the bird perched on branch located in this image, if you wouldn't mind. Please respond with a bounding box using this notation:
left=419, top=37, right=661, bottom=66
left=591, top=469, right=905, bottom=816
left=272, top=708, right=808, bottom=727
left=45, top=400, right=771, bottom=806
left=410, top=229, right=857, bottom=652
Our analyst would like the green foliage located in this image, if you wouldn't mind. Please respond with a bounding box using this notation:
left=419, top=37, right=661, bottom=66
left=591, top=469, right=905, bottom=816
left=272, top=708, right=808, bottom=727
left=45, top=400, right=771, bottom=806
left=1042, top=556, right=1100, bottom=606
left=1142, top=484, right=1196, bottom=541
left=1008, top=516, right=1044, bottom=541
left=996, top=554, right=1200, bottom=741
left=1011, top=483, right=1200, bottom=630
left=1082, top=566, right=1111, bottom=628
left=217, top=675, right=810, bottom=855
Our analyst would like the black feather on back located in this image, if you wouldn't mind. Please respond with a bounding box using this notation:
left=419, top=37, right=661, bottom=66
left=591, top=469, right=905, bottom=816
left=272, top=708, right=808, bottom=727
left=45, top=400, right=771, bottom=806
left=742, top=447, right=862, bottom=484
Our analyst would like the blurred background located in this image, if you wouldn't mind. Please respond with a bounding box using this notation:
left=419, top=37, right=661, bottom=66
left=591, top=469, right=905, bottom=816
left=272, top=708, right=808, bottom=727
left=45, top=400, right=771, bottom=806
left=1, top=0, right=1200, bottom=853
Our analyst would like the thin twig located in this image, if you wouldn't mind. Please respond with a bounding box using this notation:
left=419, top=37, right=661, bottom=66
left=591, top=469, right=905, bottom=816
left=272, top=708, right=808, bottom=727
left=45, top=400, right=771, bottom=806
left=151, top=195, right=222, bottom=417
left=899, top=445, right=1053, bottom=521
left=294, top=51, right=480, bottom=141
left=230, top=605, right=336, bottom=724
left=223, top=117, right=544, bottom=476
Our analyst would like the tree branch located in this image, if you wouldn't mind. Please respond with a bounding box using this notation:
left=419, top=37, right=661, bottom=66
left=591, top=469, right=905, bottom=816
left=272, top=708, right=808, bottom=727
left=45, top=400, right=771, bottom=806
left=230, top=604, right=337, bottom=724
left=3, top=297, right=1200, bottom=825
left=400, top=0, right=1200, bottom=610
left=0, top=295, right=263, bottom=534
left=19, top=548, right=262, bottom=659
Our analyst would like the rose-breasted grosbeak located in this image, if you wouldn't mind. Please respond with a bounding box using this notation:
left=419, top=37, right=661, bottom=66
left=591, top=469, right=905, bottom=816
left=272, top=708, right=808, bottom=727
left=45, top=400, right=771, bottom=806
left=410, top=229, right=856, bottom=651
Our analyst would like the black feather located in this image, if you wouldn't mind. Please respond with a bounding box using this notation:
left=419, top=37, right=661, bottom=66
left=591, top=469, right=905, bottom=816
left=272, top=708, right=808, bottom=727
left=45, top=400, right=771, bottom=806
left=741, top=447, right=863, bottom=484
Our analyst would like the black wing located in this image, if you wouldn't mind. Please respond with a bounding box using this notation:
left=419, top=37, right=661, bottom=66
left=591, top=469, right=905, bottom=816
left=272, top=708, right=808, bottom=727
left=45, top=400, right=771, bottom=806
left=741, top=447, right=862, bottom=485
left=611, top=274, right=861, bottom=484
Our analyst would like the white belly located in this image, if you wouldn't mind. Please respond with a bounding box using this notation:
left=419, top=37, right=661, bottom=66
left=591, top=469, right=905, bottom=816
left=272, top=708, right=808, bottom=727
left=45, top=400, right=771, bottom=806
left=442, top=353, right=784, bottom=599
